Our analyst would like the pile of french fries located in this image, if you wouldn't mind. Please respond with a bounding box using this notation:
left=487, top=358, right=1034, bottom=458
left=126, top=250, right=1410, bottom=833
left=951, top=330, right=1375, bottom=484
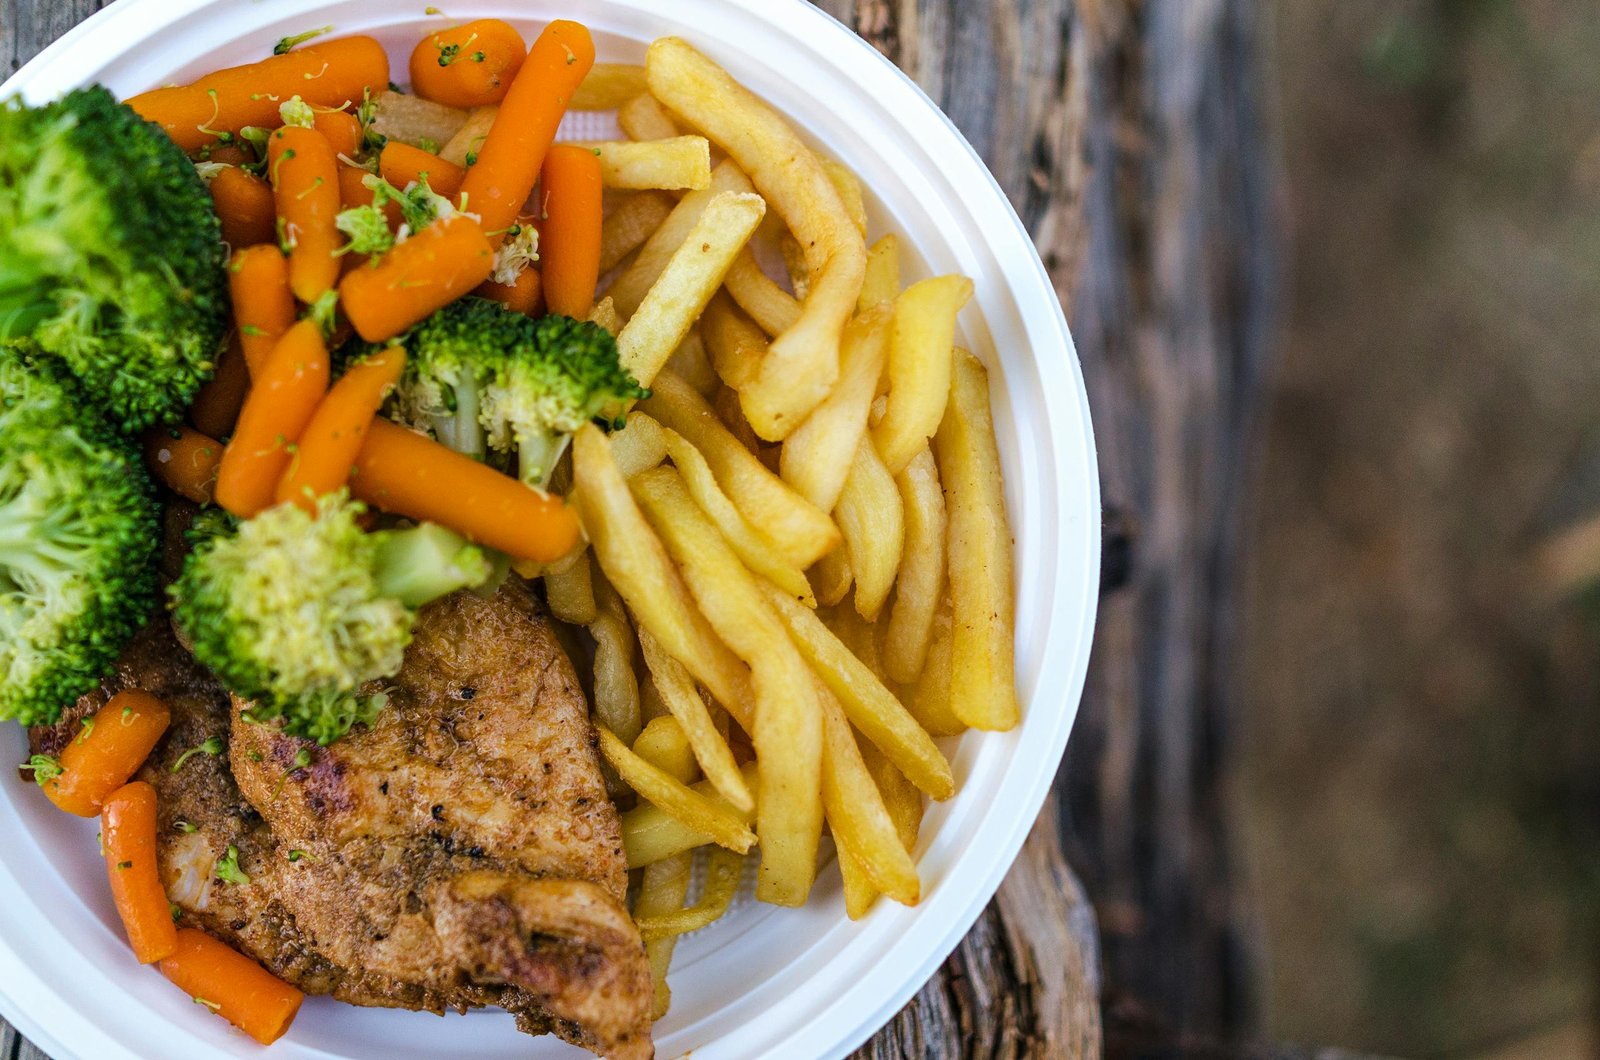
left=378, top=38, right=1020, bottom=1019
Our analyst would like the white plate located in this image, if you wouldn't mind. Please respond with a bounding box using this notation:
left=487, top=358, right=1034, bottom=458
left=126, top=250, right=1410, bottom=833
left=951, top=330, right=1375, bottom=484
left=0, top=2, right=1100, bottom=1057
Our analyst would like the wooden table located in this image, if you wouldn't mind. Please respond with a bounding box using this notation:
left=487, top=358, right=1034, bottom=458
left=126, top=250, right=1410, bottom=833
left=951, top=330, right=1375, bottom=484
left=2, top=1, right=1276, bottom=1057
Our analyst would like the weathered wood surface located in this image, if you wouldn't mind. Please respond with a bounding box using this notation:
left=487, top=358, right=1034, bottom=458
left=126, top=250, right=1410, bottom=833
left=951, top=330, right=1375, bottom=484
left=2, top=0, right=1279, bottom=1057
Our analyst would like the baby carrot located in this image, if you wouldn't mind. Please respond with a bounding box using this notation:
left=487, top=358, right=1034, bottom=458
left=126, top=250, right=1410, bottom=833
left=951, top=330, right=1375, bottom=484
left=215, top=321, right=329, bottom=518
left=267, top=126, right=343, bottom=304
left=146, top=425, right=224, bottom=505
left=379, top=141, right=466, bottom=199
left=312, top=108, right=363, bottom=159
left=101, top=782, right=178, bottom=964
left=37, top=691, right=171, bottom=818
left=127, top=36, right=389, bottom=153
left=540, top=144, right=604, bottom=317
left=336, top=164, right=402, bottom=232
left=203, top=144, right=254, bottom=166
left=228, top=246, right=296, bottom=377
left=159, top=929, right=304, bottom=1045
left=352, top=419, right=581, bottom=562
left=475, top=267, right=544, bottom=315
left=338, top=214, right=494, bottom=341
left=187, top=333, right=250, bottom=439
left=457, top=20, right=594, bottom=246
left=409, top=19, right=527, bottom=109
left=209, top=167, right=276, bottom=249
left=276, top=347, right=406, bottom=512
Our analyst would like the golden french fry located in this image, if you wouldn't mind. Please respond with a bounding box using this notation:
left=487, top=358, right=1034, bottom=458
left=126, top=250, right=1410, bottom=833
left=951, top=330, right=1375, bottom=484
left=590, top=573, right=642, bottom=745
left=572, top=63, right=649, bottom=110
left=544, top=549, right=598, bottom=625
left=824, top=604, right=888, bottom=683
left=631, top=467, right=824, bottom=907
left=701, top=289, right=765, bottom=390
left=607, top=161, right=756, bottom=317
left=822, top=159, right=868, bottom=238
left=640, top=674, right=671, bottom=723
left=883, top=447, right=946, bottom=683
left=658, top=426, right=815, bottom=606
left=779, top=304, right=891, bottom=512
left=588, top=295, right=622, bottom=336
left=836, top=437, right=903, bottom=621
left=642, top=371, right=839, bottom=569
left=575, top=137, right=712, bottom=191
left=933, top=350, right=1020, bottom=731
left=903, top=602, right=966, bottom=737
left=598, top=727, right=756, bottom=854
left=838, top=842, right=876, bottom=921
left=819, top=683, right=918, bottom=905
left=665, top=329, right=720, bottom=397
left=842, top=742, right=924, bottom=918
left=572, top=425, right=753, bottom=715
left=438, top=103, right=497, bottom=167
left=370, top=90, right=469, bottom=152
left=633, top=715, right=698, bottom=784
left=634, top=845, right=744, bottom=941
left=619, top=92, right=683, bottom=141
left=607, top=410, right=668, bottom=478
left=622, top=765, right=759, bottom=867
left=635, top=851, right=692, bottom=1020
left=712, top=385, right=774, bottom=467
left=858, top=234, right=900, bottom=312
left=724, top=247, right=801, bottom=337
left=760, top=580, right=953, bottom=800
left=647, top=38, right=867, bottom=440
left=809, top=547, right=853, bottom=608
left=618, top=192, right=767, bottom=387
left=600, top=191, right=677, bottom=274
left=874, top=275, right=974, bottom=475
left=638, top=625, right=754, bottom=813
left=781, top=233, right=811, bottom=300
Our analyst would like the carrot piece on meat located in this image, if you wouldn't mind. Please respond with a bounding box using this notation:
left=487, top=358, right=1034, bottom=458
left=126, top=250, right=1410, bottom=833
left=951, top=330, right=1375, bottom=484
left=159, top=929, right=305, bottom=1045
left=338, top=214, right=494, bottom=342
left=228, top=245, right=297, bottom=377
left=214, top=321, right=330, bottom=518
left=36, top=690, right=171, bottom=817
left=101, top=781, right=179, bottom=964
left=409, top=19, right=527, bottom=109
left=540, top=144, right=604, bottom=318
left=276, top=347, right=406, bottom=511
left=379, top=141, right=466, bottom=199
left=145, top=425, right=224, bottom=505
left=208, top=166, right=276, bottom=249
left=267, top=126, right=343, bottom=304
left=475, top=267, right=544, bottom=315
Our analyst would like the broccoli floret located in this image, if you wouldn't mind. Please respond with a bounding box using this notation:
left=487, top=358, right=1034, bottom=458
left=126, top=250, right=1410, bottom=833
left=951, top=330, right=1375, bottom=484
left=170, top=493, right=491, bottom=745
left=0, top=349, right=159, bottom=725
left=373, top=299, right=647, bottom=489
left=0, top=86, right=229, bottom=431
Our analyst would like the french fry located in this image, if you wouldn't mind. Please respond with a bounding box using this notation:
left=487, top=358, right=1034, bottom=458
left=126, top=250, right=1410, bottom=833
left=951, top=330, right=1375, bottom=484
left=572, top=425, right=753, bottom=717
left=590, top=572, right=642, bottom=744
left=658, top=426, right=815, bottom=605
left=606, top=161, right=756, bottom=317
left=544, top=549, right=599, bottom=625
left=640, top=675, right=672, bottom=723
left=575, top=138, right=712, bottom=191
left=819, top=683, right=918, bottom=905
left=835, top=437, right=904, bottom=621
left=701, top=289, right=766, bottom=390
left=712, top=386, right=774, bottom=468
left=638, top=627, right=754, bottom=813
left=597, top=727, right=755, bottom=854
left=438, top=103, right=497, bottom=167
left=932, top=350, right=1020, bottom=731
left=608, top=411, right=669, bottom=478
left=599, top=191, right=677, bottom=273
left=874, top=275, right=974, bottom=475
left=781, top=233, right=811, bottom=300
left=809, top=547, right=853, bottom=608
left=903, top=602, right=966, bottom=737
left=642, top=372, right=839, bottom=569
left=647, top=38, right=867, bottom=440
left=882, top=447, right=946, bottom=682
left=370, top=90, right=469, bottom=152
left=778, top=304, right=891, bottom=512
left=588, top=295, right=623, bottom=337
left=572, top=63, right=649, bottom=110
left=665, top=330, right=721, bottom=398
left=723, top=247, right=801, bottom=337
left=617, top=192, right=767, bottom=387
left=631, top=467, right=824, bottom=907
left=822, top=159, right=869, bottom=238
left=622, top=765, right=758, bottom=867
left=634, top=852, right=691, bottom=1021
left=759, top=581, right=953, bottom=800
left=618, top=92, right=682, bottom=141
left=634, top=846, right=744, bottom=941
left=858, top=234, right=900, bottom=312
left=633, top=715, right=698, bottom=784
left=842, top=743, right=923, bottom=918
left=824, top=604, right=889, bottom=684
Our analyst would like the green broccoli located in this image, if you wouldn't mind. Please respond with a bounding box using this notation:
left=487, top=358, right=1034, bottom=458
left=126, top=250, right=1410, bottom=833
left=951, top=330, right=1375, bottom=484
left=170, top=492, right=491, bottom=745
left=372, top=298, right=647, bottom=489
left=0, top=86, right=229, bottom=431
left=0, top=349, right=159, bottom=726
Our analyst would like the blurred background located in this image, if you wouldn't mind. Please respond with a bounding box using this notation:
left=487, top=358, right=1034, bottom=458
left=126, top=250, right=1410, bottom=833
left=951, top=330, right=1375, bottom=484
left=1243, top=0, right=1600, bottom=1055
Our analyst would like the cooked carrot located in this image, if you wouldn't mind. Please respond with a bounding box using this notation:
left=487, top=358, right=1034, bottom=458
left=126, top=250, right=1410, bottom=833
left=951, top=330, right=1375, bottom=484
left=215, top=321, right=330, bottom=517
left=37, top=691, right=171, bottom=817
left=457, top=20, right=594, bottom=246
left=228, top=246, right=297, bottom=377
left=540, top=144, right=604, bottom=317
left=409, top=19, right=527, bottom=109
left=475, top=267, right=544, bottom=315
left=352, top=419, right=581, bottom=562
left=339, top=214, right=494, bottom=341
left=202, top=143, right=254, bottom=166
left=379, top=141, right=467, bottom=199
left=209, top=167, right=276, bottom=248
left=101, top=782, right=178, bottom=964
left=188, top=333, right=250, bottom=438
left=267, top=126, right=342, bottom=304
left=146, top=425, right=224, bottom=504
left=127, top=36, right=389, bottom=153
left=312, top=108, right=363, bottom=158
left=276, top=347, right=406, bottom=511
left=336, top=163, right=402, bottom=232
left=160, top=929, right=305, bottom=1045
